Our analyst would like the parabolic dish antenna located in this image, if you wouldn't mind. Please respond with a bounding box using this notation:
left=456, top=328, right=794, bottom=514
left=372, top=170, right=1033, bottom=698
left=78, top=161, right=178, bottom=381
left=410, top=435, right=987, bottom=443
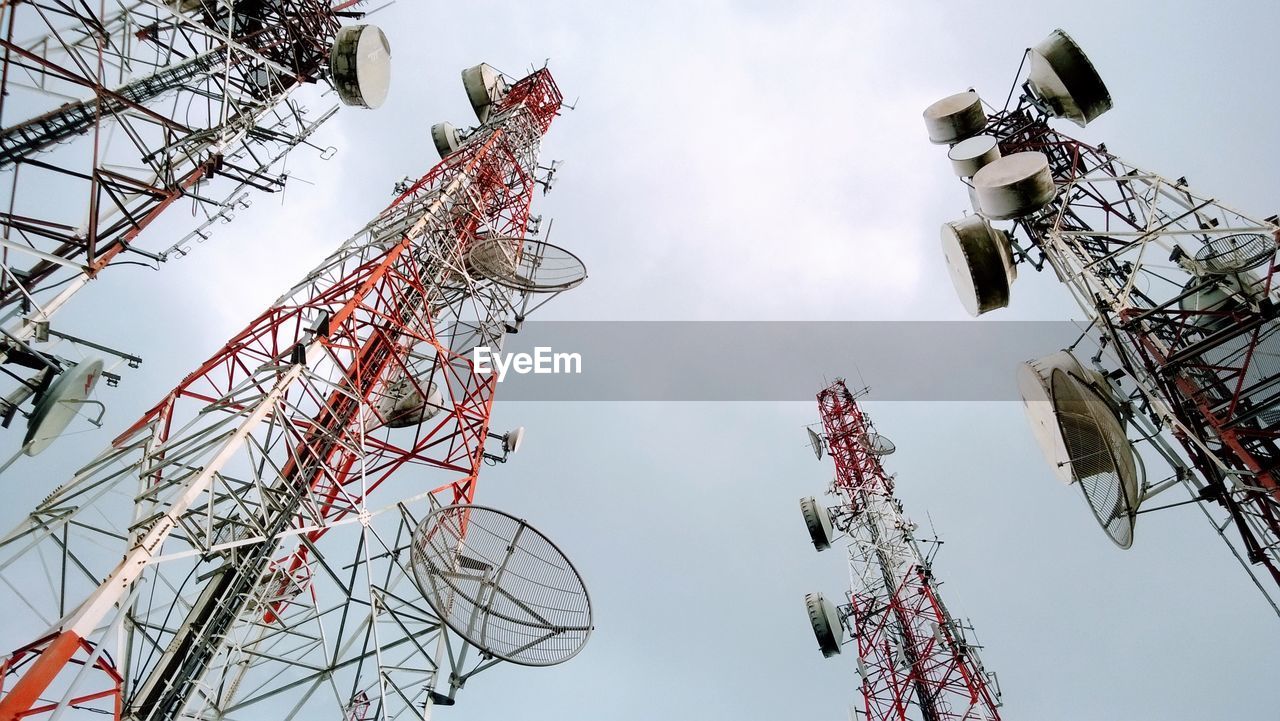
left=804, top=592, right=842, bottom=658
left=1019, top=350, right=1140, bottom=548
left=799, top=497, right=834, bottom=551
left=376, top=376, right=443, bottom=428
left=461, top=63, right=509, bottom=123
left=1178, top=276, right=1246, bottom=331
left=941, top=215, right=1015, bottom=316
left=922, top=91, right=987, bottom=145
left=409, top=505, right=593, bottom=667
left=24, top=357, right=104, bottom=456
left=1027, top=28, right=1112, bottom=128
left=806, top=427, right=824, bottom=460
left=972, top=151, right=1056, bottom=220
left=1195, top=233, right=1274, bottom=274
left=465, top=236, right=587, bottom=293
left=330, top=25, right=391, bottom=110
left=947, top=134, right=1001, bottom=178
left=503, top=426, right=525, bottom=454
left=431, top=122, right=460, bottom=158
left=864, top=433, right=896, bottom=456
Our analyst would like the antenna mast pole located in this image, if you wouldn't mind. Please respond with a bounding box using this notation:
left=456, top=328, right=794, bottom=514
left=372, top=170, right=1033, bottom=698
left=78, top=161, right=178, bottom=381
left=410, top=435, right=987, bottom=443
left=0, top=65, right=570, bottom=721
left=813, top=380, right=1001, bottom=720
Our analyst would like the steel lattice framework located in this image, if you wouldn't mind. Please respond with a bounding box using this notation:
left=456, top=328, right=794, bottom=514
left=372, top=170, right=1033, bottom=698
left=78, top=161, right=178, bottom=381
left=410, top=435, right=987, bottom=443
left=0, top=0, right=373, bottom=425
left=818, top=381, right=1001, bottom=721
left=0, top=66, right=568, bottom=721
left=983, top=98, right=1280, bottom=605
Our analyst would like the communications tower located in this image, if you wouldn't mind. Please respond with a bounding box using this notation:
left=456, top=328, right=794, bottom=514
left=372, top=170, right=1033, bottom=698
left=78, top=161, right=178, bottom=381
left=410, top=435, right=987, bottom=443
left=924, top=29, right=1280, bottom=612
left=0, top=63, right=594, bottom=720
left=0, top=0, right=392, bottom=456
left=800, top=380, right=1001, bottom=720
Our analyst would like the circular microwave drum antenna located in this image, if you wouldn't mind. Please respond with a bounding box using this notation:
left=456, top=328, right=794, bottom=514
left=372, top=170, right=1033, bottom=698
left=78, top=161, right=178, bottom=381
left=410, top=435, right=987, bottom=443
left=1027, top=28, right=1112, bottom=128
left=1048, top=368, right=1141, bottom=548
left=941, top=215, right=1016, bottom=316
left=947, top=135, right=1001, bottom=177
left=461, top=63, right=509, bottom=123
left=409, top=505, right=593, bottom=667
left=923, top=91, right=987, bottom=145
left=972, top=151, right=1056, bottom=220
left=503, top=426, right=525, bottom=454
left=1178, top=276, right=1245, bottom=331
left=24, top=357, right=104, bottom=456
left=864, top=433, right=896, bottom=456
left=431, top=122, right=461, bottom=158
left=330, top=25, right=391, bottom=109
left=806, top=427, right=824, bottom=460
left=800, top=497, right=835, bottom=551
left=376, top=376, right=443, bottom=428
left=1195, top=233, right=1274, bottom=274
left=804, top=592, right=842, bottom=658
left=466, top=236, right=587, bottom=293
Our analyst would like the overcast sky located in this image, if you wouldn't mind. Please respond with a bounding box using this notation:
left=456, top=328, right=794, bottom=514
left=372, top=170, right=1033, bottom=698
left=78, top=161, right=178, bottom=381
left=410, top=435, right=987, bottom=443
left=4, top=1, right=1280, bottom=719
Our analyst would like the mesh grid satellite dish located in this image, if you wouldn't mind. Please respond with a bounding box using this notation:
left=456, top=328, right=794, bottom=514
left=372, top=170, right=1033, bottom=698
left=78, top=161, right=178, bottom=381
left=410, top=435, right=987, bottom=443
left=806, top=427, right=824, bottom=460
left=1018, top=351, right=1117, bottom=483
left=24, top=357, right=104, bottom=456
left=431, top=122, right=460, bottom=158
left=800, top=497, right=834, bottom=551
left=409, top=505, right=592, bottom=667
left=461, top=63, right=509, bottom=123
left=864, top=433, right=896, bottom=456
left=1195, top=233, right=1274, bottom=274
left=1027, top=28, right=1112, bottom=128
left=972, top=151, right=1056, bottom=220
left=329, top=25, right=391, bottom=109
left=1049, top=368, right=1141, bottom=548
left=941, top=215, right=1015, bottom=316
left=922, top=91, right=987, bottom=145
left=465, top=236, right=587, bottom=293
left=804, top=592, right=842, bottom=658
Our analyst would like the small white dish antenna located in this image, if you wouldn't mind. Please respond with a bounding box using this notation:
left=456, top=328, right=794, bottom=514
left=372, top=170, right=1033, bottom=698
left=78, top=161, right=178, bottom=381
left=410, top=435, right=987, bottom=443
left=409, top=504, right=593, bottom=666
left=806, top=427, right=825, bottom=460
left=24, top=357, right=104, bottom=456
left=1027, top=28, right=1112, bottom=128
left=1017, top=350, right=1141, bottom=548
left=431, top=122, right=460, bottom=158
left=800, top=497, right=835, bottom=551
left=503, top=426, right=525, bottom=454
left=922, top=91, right=987, bottom=145
left=864, top=433, right=896, bottom=456
left=804, top=592, right=842, bottom=658
left=972, top=151, right=1056, bottom=220
left=947, top=134, right=1001, bottom=178
left=1179, top=276, right=1246, bottom=331
left=330, top=25, right=391, bottom=110
left=461, top=63, right=509, bottom=123
left=466, top=236, right=587, bottom=293
left=376, top=376, right=443, bottom=428
left=940, top=215, right=1016, bottom=316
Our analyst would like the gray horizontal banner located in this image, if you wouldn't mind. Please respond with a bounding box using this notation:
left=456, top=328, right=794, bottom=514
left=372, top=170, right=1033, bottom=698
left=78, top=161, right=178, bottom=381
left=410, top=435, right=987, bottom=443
left=484, top=321, right=1086, bottom=401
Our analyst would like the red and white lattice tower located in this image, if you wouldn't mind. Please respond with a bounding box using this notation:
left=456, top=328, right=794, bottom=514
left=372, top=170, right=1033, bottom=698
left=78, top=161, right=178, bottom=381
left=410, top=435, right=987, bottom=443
left=802, top=380, right=1001, bottom=721
left=0, top=64, right=591, bottom=720
left=926, top=29, right=1280, bottom=612
left=0, top=0, right=391, bottom=450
